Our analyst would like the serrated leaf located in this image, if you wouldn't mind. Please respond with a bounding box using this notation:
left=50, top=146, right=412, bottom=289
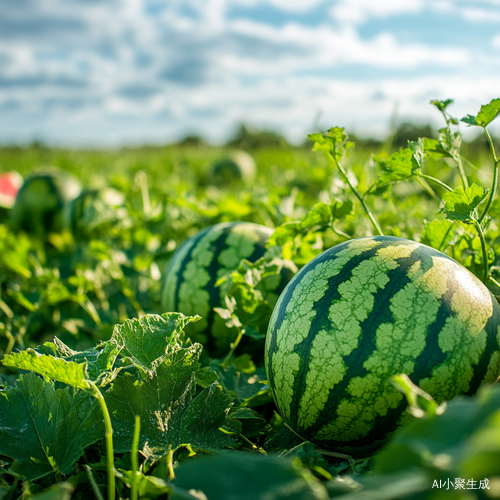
left=0, top=373, right=102, bottom=480
left=307, top=127, right=352, bottom=161
left=104, top=342, right=235, bottom=462
left=439, top=183, right=488, bottom=223
left=110, top=313, right=200, bottom=376
left=2, top=350, right=89, bottom=390
left=377, top=148, right=419, bottom=186
left=34, top=338, right=120, bottom=386
left=299, top=202, right=332, bottom=229
left=461, top=98, right=500, bottom=127
left=430, top=98, right=454, bottom=112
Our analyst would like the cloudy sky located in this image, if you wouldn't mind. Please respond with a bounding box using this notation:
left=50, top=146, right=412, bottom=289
left=1, top=0, right=500, bottom=146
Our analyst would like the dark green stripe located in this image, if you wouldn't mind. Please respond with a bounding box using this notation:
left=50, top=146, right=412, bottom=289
left=266, top=237, right=357, bottom=400
left=288, top=240, right=392, bottom=427
left=310, top=399, right=408, bottom=457
left=466, top=296, right=500, bottom=395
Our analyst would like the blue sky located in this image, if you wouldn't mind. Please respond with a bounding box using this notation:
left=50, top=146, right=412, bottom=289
left=0, top=0, right=499, bottom=146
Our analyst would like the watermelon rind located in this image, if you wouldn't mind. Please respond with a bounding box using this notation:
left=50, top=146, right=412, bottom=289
left=265, top=235, right=500, bottom=455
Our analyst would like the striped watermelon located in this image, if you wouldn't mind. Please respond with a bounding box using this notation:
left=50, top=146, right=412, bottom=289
left=162, top=221, right=291, bottom=356
left=10, top=168, right=82, bottom=237
left=210, top=151, right=256, bottom=185
left=265, top=236, right=500, bottom=456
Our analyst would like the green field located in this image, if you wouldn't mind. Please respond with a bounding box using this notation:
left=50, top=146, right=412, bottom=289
left=1, top=99, right=500, bottom=499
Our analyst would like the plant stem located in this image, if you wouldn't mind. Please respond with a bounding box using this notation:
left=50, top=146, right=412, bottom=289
left=438, top=223, right=455, bottom=252
left=472, top=219, right=489, bottom=285
left=131, top=415, right=141, bottom=500
left=331, top=225, right=351, bottom=240
left=479, top=128, right=499, bottom=224
left=415, top=177, right=440, bottom=203
left=221, top=327, right=244, bottom=367
left=87, top=380, right=115, bottom=500
left=166, top=446, right=175, bottom=481
left=84, top=465, right=105, bottom=500
left=417, top=174, right=453, bottom=193
left=455, top=155, right=469, bottom=190
left=330, top=153, right=384, bottom=236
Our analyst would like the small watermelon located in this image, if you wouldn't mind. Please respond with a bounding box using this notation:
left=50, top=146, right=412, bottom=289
left=64, top=187, right=126, bottom=239
left=265, top=236, right=500, bottom=456
left=210, top=151, right=256, bottom=185
left=162, top=221, right=292, bottom=356
left=10, top=168, right=82, bottom=237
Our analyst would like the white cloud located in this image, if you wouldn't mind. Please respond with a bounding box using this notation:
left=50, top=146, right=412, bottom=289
left=330, top=0, right=424, bottom=25
left=0, top=0, right=499, bottom=145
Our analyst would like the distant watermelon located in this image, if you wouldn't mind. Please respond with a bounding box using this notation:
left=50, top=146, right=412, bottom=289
left=265, top=236, right=500, bottom=456
left=0, top=171, right=23, bottom=209
left=162, top=221, right=292, bottom=356
left=64, top=187, right=125, bottom=239
left=211, top=151, right=256, bottom=185
left=11, top=168, right=81, bottom=237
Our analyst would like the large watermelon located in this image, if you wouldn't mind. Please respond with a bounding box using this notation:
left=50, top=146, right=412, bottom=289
left=162, top=221, right=292, bottom=356
left=265, top=236, right=500, bottom=456
left=10, top=168, right=82, bottom=237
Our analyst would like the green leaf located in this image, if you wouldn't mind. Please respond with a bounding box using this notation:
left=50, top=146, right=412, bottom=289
left=308, top=127, right=353, bottom=161
left=374, top=384, right=500, bottom=480
left=331, top=199, right=353, bottom=219
left=30, top=482, right=74, bottom=500
left=2, top=349, right=89, bottom=390
left=461, top=98, right=500, bottom=127
left=0, top=373, right=102, bottom=480
left=35, top=338, right=120, bottom=385
left=430, top=98, right=454, bottom=112
left=171, top=453, right=329, bottom=500
left=299, top=202, right=333, bottom=228
left=104, top=342, right=235, bottom=462
left=390, top=374, right=445, bottom=419
left=376, top=148, right=419, bottom=186
left=110, top=313, right=200, bottom=376
left=420, top=219, right=454, bottom=251
left=439, top=183, right=488, bottom=223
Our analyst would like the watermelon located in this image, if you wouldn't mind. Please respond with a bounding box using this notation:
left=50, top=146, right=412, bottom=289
left=265, top=235, right=500, bottom=456
left=10, top=168, right=82, bottom=237
left=211, top=151, right=256, bottom=185
left=161, top=221, right=292, bottom=356
left=64, top=187, right=126, bottom=239
left=0, top=171, right=23, bottom=209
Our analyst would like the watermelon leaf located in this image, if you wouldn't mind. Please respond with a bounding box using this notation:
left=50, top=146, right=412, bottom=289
left=109, top=313, right=201, bottom=377
left=461, top=98, right=500, bottom=127
left=0, top=373, right=103, bottom=481
left=105, top=358, right=236, bottom=462
left=430, top=98, right=454, bottom=113
left=439, top=184, right=488, bottom=223
left=2, top=349, right=90, bottom=390
left=376, top=147, right=420, bottom=186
